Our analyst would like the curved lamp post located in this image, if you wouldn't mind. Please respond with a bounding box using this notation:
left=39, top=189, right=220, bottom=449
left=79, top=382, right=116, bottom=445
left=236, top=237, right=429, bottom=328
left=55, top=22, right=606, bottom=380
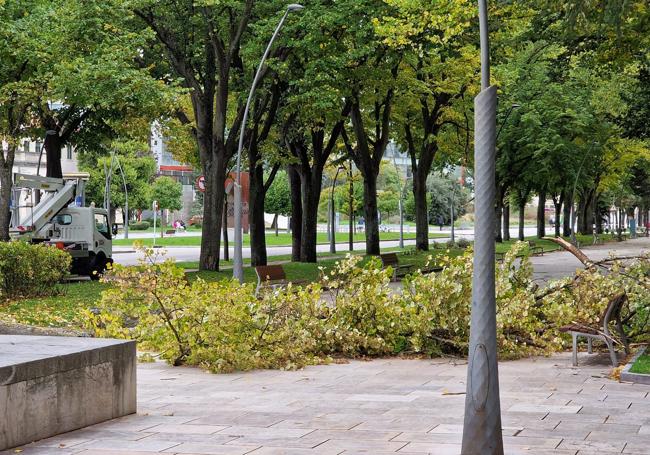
left=233, top=4, right=304, bottom=282
left=329, top=166, right=345, bottom=254
left=461, top=1, right=504, bottom=453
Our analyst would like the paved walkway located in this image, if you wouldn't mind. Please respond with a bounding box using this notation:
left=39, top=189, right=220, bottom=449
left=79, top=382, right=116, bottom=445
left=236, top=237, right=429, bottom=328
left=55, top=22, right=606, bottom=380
left=530, top=236, right=650, bottom=283
left=8, top=352, right=650, bottom=455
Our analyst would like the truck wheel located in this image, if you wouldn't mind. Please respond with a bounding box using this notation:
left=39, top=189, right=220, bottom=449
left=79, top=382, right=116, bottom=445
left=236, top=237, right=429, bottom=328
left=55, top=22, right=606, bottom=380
left=89, top=255, right=107, bottom=280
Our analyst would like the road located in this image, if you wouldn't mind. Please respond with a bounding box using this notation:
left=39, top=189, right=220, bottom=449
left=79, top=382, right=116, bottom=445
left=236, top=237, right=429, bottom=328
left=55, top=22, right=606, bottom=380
left=113, top=226, right=540, bottom=266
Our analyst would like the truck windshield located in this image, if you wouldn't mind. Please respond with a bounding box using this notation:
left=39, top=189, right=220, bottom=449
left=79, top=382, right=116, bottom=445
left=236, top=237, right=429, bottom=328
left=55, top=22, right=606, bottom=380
left=94, top=213, right=111, bottom=240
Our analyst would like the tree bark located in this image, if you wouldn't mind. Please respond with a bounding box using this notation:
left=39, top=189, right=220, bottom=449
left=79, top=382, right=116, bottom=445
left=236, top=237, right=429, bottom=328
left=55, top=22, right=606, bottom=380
left=200, top=160, right=225, bottom=271
left=248, top=161, right=267, bottom=266
left=44, top=132, right=63, bottom=179
left=0, top=148, right=15, bottom=241
left=222, top=196, right=229, bottom=262
left=495, top=185, right=504, bottom=242
left=503, top=200, right=510, bottom=241
left=362, top=172, right=380, bottom=255
left=537, top=188, right=546, bottom=238
left=287, top=164, right=302, bottom=262
left=518, top=198, right=526, bottom=241
left=563, top=190, right=572, bottom=237
left=552, top=193, right=564, bottom=238
left=412, top=167, right=429, bottom=251
left=299, top=167, right=322, bottom=262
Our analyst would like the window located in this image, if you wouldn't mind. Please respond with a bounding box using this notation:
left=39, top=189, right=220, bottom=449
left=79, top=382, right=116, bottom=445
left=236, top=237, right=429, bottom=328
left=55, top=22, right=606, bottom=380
left=53, top=214, right=72, bottom=225
left=23, top=141, right=29, bottom=153
left=94, top=213, right=110, bottom=240
left=66, top=145, right=72, bottom=160
left=35, top=142, right=42, bottom=154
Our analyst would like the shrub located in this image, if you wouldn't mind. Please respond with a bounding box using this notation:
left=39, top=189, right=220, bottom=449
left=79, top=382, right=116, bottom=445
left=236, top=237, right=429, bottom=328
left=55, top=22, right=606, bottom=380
left=320, top=255, right=410, bottom=356
left=85, top=247, right=327, bottom=372
left=456, top=238, right=471, bottom=249
left=130, top=221, right=150, bottom=230
left=0, top=242, right=71, bottom=300
left=403, top=242, right=562, bottom=358
left=84, top=244, right=650, bottom=374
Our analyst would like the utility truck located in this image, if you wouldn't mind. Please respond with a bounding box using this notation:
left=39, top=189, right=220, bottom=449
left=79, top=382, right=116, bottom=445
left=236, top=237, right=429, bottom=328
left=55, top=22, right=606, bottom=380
left=10, top=172, right=114, bottom=279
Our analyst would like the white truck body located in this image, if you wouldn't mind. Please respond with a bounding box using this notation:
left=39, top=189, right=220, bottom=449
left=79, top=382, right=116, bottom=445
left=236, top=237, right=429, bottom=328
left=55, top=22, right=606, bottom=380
left=10, top=173, right=113, bottom=277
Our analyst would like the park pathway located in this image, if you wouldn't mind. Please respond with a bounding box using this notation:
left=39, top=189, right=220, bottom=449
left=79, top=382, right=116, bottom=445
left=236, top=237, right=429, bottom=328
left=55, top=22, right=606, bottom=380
left=7, top=353, right=650, bottom=455
left=529, top=236, right=650, bottom=283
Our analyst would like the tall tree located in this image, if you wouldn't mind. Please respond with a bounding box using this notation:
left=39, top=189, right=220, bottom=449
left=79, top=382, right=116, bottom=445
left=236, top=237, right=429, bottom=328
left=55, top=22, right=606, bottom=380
left=375, top=0, right=476, bottom=251
left=132, top=0, right=290, bottom=270
left=0, top=0, right=42, bottom=240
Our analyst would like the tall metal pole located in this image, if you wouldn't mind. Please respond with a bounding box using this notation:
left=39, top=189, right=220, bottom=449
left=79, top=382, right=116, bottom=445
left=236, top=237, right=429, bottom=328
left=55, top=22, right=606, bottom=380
left=348, top=161, right=354, bottom=251
left=461, top=1, right=504, bottom=453
left=233, top=4, right=304, bottom=283
left=450, top=183, right=455, bottom=244
left=330, top=166, right=342, bottom=254
left=115, top=157, right=129, bottom=239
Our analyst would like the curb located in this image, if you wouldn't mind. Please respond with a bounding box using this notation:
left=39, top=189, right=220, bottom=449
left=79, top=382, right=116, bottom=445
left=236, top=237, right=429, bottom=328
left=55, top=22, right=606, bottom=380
left=620, top=346, right=650, bottom=384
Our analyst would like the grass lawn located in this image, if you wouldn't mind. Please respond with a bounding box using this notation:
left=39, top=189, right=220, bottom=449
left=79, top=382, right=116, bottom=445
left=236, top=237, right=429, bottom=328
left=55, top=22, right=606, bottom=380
left=630, top=353, right=650, bottom=374
left=113, top=231, right=448, bottom=247
left=0, top=280, right=108, bottom=330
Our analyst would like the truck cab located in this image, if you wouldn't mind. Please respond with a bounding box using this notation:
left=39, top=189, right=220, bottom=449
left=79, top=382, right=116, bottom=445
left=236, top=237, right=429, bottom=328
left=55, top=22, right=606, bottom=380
left=10, top=173, right=114, bottom=278
left=43, top=207, right=113, bottom=277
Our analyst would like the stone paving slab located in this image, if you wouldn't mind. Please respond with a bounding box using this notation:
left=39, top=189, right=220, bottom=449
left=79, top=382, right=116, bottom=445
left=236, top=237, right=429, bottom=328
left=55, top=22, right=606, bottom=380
left=4, top=351, right=650, bottom=455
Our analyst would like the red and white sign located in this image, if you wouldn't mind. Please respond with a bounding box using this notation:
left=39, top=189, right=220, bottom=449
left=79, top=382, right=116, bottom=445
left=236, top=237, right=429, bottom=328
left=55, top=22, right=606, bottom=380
left=196, top=175, right=206, bottom=192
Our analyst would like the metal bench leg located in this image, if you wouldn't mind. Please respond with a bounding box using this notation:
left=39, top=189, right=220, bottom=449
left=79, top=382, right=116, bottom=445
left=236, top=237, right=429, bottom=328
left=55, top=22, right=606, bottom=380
left=587, top=337, right=593, bottom=354
left=604, top=338, right=618, bottom=367
left=572, top=332, right=578, bottom=366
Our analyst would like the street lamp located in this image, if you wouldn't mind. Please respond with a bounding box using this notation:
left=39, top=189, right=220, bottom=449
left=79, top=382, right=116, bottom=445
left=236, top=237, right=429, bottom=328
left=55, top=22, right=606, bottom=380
left=330, top=166, right=345, bottom=254
left=461, top=0, right=504, bottom=453
left=233, top=3, right=304, bottom=283
left=348, top=160, right=354, bottom=251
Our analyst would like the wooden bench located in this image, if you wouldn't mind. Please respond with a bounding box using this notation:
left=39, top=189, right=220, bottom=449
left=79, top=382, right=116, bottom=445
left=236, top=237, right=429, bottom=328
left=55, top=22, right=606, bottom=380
left=380, top=253, right=441, bottom=282
left=559, top=292, right=630, bottom=367
left=527, top=240, right=544, bottom=256
left=380, top=253, right=414, bottom=282
left=165, top=229, right=176, bottom=236
left=254, top=264, right=307, bottom=295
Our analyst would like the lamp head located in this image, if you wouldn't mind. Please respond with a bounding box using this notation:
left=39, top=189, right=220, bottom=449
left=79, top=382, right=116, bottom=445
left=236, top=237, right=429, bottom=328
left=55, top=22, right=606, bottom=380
left=287, top=4, right=304, bottom=11
left=512, top=103, right=521, bottom=109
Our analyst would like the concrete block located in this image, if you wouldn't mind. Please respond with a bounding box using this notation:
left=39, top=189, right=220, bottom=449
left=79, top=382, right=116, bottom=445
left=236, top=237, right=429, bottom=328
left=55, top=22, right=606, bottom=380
left=0, top=335, right=136, bottom=451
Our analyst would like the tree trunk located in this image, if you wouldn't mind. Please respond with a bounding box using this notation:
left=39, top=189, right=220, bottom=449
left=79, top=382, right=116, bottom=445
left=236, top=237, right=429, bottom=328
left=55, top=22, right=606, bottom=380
left=299, top=169, right=322, bottom=263
left=273, top=214, right=279, bottom=236
left=503, top=199, right=510, bottom=241
left=578, top=191, right=594, bottom=235
left=495, top=185, right=504, bottom=242
left=412, top=169, right=429, bottom=251
left=563, top=190, right=572, bottom=237
left=248, top=161, right=267, bottom=267
left=362, top=173, right=380, bottom=255
left=593, top=192, right=602, bottom=234
left=552, top=193, right=563, bottom=238
left=222, top=196, right=229, bottom=262
left=0, top=160, right=13, bottom=241
left=44, top=132, right=63, bottom=179
left=288, top=164, right=302, bottom=262
left=199, top=160, right=225, bottom=271
left=536, top=188, right=546, bottom=238
left=518, top=198, right=525, bottom=241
